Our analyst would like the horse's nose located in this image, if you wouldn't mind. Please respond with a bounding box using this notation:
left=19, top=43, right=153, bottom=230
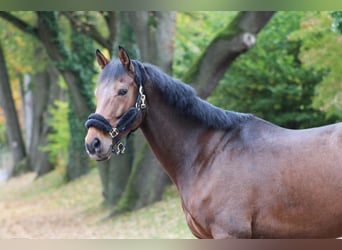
left=85, top=137, right=102, bottom=155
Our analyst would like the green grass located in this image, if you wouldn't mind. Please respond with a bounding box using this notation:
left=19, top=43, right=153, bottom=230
left=0, top=168, right=194, bottom=239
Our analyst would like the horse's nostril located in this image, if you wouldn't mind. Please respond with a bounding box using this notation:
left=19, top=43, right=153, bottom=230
left=92, top=137, right=102, bottom=153
left=85, top=143, right=95, bottom=154
left=85, top=138, right=102, bottom=155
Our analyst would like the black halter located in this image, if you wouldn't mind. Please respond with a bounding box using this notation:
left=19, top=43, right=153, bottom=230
left=85, top=61, right=147, bottom=155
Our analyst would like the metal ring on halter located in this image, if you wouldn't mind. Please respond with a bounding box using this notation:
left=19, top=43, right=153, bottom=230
left=115, top=141, right=126, bottom=155
left=109, top=127, right=119, bottom=138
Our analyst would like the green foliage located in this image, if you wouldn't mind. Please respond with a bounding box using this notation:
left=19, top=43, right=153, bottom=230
left=38, top=12, right=96, bottom=113
left=173, top=11, right=236, bottom=80
left=0, top=124, right=6, bottom=145
left=331, top=11, right=342, bottom=33
left=66, top=103, right=91, bottom=181
left=65, top=23, right=97, bottom=181
left=46, top=13, right=96, bottom=112
left=209, top=11, right=338, bottom=129
left=69, top=28, right=97, bottom=111
left=41, top=100, right=70, bottom=176
left=290, top=12, right=342, bottom=119
left=0, top=12, right=47, bottom=77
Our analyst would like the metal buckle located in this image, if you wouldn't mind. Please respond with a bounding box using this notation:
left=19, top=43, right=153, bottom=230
left=112, top=142, right=126, bottom=155
left=117, top=142, right=126, bottom=154
left=109, top=128, right=119, bottom=138
left=138, top=85, right=147, bottom=110
left=140, top=94, right=146, bottom=110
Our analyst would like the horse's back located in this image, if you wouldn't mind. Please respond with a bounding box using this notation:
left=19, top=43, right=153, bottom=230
left=241, top=119, right=342, bottom=238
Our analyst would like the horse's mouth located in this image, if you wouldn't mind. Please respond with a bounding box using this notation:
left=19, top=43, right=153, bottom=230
left=86, top=146, right=112, bottom=162
left=95, top=154, right=111, bottom=161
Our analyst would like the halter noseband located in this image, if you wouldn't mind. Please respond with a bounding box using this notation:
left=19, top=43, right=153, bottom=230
left=85, top=61, right=147, bottom=155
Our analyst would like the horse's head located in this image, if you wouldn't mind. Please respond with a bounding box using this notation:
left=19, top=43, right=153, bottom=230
left=85, top=46, right=146, bottom=161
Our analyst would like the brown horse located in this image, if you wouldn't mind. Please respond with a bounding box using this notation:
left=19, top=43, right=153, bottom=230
left=85, top=47, right=342, bottom=238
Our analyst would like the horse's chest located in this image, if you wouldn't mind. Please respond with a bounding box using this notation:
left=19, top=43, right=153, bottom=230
left=183, top=207, right=212, bottom=238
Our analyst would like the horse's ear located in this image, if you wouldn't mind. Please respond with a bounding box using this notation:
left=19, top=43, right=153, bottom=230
left=96, top=49, right=109, bottom=69
left=118, top=45, right=134, bottom=74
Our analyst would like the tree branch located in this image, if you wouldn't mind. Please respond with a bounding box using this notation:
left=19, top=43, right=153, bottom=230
left=0, top=11, right=38, bottom=38
left=61, top=11, right=112, bottom=51
left=183, top=11, right=276, bottom=99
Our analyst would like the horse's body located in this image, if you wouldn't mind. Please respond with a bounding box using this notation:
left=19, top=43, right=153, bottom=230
left=85, top=47, right=342, bottom=238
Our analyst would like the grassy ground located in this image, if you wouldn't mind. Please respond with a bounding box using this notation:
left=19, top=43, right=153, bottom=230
left=0, top=168, right=194, bottom=239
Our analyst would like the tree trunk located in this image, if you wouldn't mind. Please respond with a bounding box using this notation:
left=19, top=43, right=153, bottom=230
left=113, top=131, right=168, bottom=213
left=183, top=11, right=275, bottom=99
left=21, top=74, right=33, bottom=152
left=28, top=66, right=60, bottom=177
left=0, top=41, right=29, bottom=176
left=36, top=12, right=95, bottom=181
left=97, top=135, right=134, bottom=205
left=109, top=11, right=176, bottom=215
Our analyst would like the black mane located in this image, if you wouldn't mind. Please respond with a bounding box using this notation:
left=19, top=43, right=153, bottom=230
left=100, top=59, right=253, bottom=129
left=142, top=63, right=253, bottom=129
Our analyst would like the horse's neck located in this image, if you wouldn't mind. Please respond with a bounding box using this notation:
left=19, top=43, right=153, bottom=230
left=140, top=88, right=205, bottom=187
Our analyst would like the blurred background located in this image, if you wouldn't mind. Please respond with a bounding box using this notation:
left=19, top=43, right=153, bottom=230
left=0, top=11, right=341, bottom=238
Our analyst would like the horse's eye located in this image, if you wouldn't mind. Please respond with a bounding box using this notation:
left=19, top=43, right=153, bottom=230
left=118, top=89, right=128, bottom=96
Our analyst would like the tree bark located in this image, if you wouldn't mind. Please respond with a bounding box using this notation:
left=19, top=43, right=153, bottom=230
left=21, top=74, right=33, bottom=151
left=183, top=11, right=275, bottom=99
left=0, top=41, right=29, bottom=176
left=97, top=135, right=134, bottom=205
left=28, top=66, right=60, bottom=177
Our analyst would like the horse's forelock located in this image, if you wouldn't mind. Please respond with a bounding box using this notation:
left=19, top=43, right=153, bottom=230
left=98, top=59, right=127, bottom=84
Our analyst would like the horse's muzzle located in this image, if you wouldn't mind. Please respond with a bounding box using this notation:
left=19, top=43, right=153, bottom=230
left=85, top=137, right=102, bottom=155
left=85, top=137, right=112, bottom=161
